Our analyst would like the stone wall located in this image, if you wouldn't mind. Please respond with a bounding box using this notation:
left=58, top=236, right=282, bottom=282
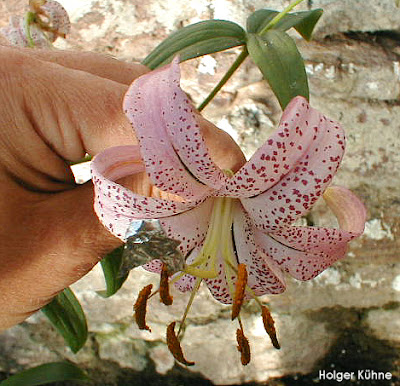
left=0, top=1, right=399, bottom=385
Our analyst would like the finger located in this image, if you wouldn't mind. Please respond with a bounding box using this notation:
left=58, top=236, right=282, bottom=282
left=13, top=47, right=149, bottom=85
left=0, top=46, right=139, bottom=161
left=0, top=182, right=121, bottom=330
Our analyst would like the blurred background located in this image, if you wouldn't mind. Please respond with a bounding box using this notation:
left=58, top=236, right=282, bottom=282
left=0, top=0, right=399, bottom=384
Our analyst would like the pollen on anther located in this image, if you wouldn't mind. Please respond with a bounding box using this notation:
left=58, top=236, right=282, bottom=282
left=166, top=322, right=195, bottom=366
left=261, top=305, right=280, bottom=349
left=232, top=264, right=247, bottom=320
left=236, top=327, right=251, bottom=365
left=160, top=264, right=173, bottom=306
left=133, top=284, right=153, bottom=331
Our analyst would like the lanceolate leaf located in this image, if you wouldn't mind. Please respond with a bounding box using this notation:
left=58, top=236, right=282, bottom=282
left=247, top=30, right=309, bottom=109
left=41, top=288, right=88, bottom=354
left=246, top=9, right=277, bottom=34
left=246, top=9, right=323, bottom=40
left=97, top=245, right=129, bottom=298
left=1, top=362, right=89, bottom=385
left=142, top=20, right=246, bottom=69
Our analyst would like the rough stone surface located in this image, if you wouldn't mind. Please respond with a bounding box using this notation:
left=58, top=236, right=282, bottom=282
left=0, top=1, right=399, bottom=385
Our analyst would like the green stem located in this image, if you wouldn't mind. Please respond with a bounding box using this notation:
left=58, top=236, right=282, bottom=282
left=197, top=0, right=306, bottom=111
left=259, top=0, right=307, bottom=35
left=197, top=48, right=248, bottom=112
left=23, top=11, right=36, bottom=48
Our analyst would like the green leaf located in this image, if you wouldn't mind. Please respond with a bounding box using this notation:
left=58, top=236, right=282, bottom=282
left=0, top=362, right=89, bottom=385
left=41, top=288, right=88, bottom=353
left=246, top=9, right=278, bottom=34
left=247, top=30, right=309, bottom=109
left=142, top=20, right=246, bottom=69
left=97, top=245, right=128, bottom=298
left=246, top=9, right=323, bottom=40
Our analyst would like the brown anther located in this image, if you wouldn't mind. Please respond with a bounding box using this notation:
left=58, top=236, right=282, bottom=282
left=231, top=263, right=247, bottom=320
left=133, top=284, right=153, bottom=331
left=166, top=322, right=195, bottom=366
left=261, top=305, right=280, bottom=349
left=159, top=264, right=173, bottom=306
left=236, top=327, right=251, bottom=365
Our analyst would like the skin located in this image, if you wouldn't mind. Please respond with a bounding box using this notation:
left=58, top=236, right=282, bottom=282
left=0, top=46, right=245, bottom=331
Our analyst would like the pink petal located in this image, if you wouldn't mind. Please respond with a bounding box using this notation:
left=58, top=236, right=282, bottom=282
left=256, top=186, right=366, bottom=280
left=220, top=96, right=321, bottom=197
left=142, top=259, right=164, bottom=274
left=323, top=185, right=367, bottom=235
left=160, top=198, right=213, bottom=256
left=159, top=57, right=227, bottom=189
left=173, top=247, right=201, bottom=292
left=233, top=204, right=286, bottom=295
left=255, top=230, right=344, bottom=281
left=123, top=58, right=223, bottom=199
left=40, top=0, right=71, bottom=40
left=1, top=17, right=29, bottom=47
left=204, top=259, right=234, bottom=304
left=173, top=273, right=197, bottom=292
left=91, top=145, right=201, bottom=240
left=241, top=109, right=346, bottom=231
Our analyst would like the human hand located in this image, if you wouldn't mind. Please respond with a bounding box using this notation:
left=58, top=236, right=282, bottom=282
left=0, top=46, right=245, bottom=330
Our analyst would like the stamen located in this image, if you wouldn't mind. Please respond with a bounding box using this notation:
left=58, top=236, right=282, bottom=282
left=133, top=284, right=153, bottom=331
left=159, top=264, right=173, bottom=306
left=261, top=305, right=280, bottom=349
left=232, top=263, right=247, bottom=320
left=236, top=325, right=251, bottom=366
left=166, top=322, right=195, bottom=366
left=178, top=277, right=202, bottom=337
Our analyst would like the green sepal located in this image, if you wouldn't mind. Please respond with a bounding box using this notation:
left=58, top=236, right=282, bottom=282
left=142, top=20, right=246, bottom=69
left=97, top=245, right=128, bottom=298
left=246, top=8, right=323, bottom=40
left=247, top=30, right=309, bottom=109
left=41, top=288, right=88, bottom=354
left=0, top=362, right=89, bottom=385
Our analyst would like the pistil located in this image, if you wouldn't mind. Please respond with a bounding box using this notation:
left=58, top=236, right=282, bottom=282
left=183, top=196, right=237, bottom=279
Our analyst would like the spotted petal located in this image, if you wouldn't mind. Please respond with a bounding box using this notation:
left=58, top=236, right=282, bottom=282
left=160, top=197, right=214, bottom=256
left=39, top=0, right=71, bottom=40
left=256, top=186, right=366, bottom=280
left=124, top=58, right=226, bottom=199
left=241, top=110, right=345, bottom=232
left=91, top=145, right=200, bottom=240
left=233, top=204, right=286, bottom=295
left=220, top=96, right=321, bottom=198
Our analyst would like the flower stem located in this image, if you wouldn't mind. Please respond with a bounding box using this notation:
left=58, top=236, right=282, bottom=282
left=197, top=48, right=248, bottom=112
left=259, top=0, right=307, bottom=36
left=196, top=0, right=306, bottom=111
left=23, top=11, right=36, bottom=47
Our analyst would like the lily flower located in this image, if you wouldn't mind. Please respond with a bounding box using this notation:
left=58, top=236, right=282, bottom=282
left=0, top=0, right=70, bottom=48
left=91, top=57, right=366, bottom=366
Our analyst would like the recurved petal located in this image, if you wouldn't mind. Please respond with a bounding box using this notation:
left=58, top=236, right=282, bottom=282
left=160, top=197, right=213, bottom=256
left=233, top=205, right=286, bottom=295
left=220, top=96, right=320, bottom=198
left=39, top=0, right=71, bottom=40
left=159, top=58, right=227, bottom=189
left=323, top=185, right=367, bottom=235
left=256, top=186, right=366, bottom=280
left=91, top=145, right=201, bottom=240
left=123, top=58, right=224, bottom=199
left=254, top=229, right=346, bottom=281
left=241, top=111, right=345, bottom=232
